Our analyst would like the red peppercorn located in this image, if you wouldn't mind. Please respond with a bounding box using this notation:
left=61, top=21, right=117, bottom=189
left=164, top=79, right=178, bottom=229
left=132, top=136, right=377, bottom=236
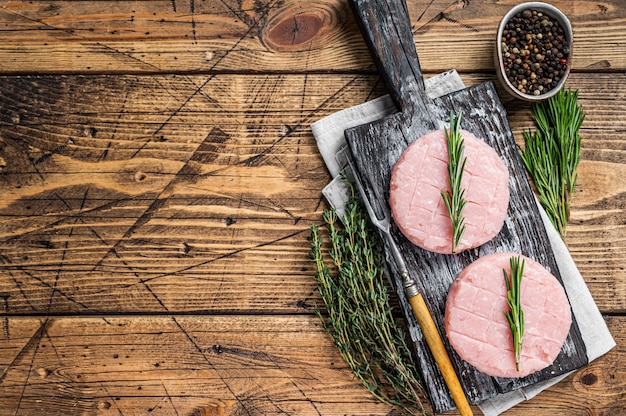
left=560, top=58, right=568, bottom=66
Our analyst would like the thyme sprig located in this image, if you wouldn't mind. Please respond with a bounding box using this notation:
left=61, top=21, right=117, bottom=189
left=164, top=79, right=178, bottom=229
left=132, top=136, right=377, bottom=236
left=441, top=110, right=468, bottom=253
left=520, top=89, right=585, bottom=238
left=310, top=185, right=428, bottom=415
left=503, top=255, right=525, bottom=372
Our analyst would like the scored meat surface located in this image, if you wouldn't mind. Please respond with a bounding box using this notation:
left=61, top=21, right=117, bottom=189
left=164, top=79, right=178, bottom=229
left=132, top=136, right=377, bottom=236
left=444, top=252, right=572, bottom=378
left=389, top=129, right=509, bottom=254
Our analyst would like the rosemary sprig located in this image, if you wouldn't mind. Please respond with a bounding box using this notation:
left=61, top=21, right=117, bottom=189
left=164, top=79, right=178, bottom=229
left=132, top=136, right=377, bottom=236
left=441, top=110, right=468, bottom=253
left=520, top=89, right=585, bottom=238
left=310, top=185, right=428, bottom=415
left=503, top=255, right=525, bottom=372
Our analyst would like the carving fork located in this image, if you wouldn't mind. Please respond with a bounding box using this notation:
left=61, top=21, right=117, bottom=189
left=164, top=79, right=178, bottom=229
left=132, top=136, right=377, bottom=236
left=348, top=159, right=473, bottom=416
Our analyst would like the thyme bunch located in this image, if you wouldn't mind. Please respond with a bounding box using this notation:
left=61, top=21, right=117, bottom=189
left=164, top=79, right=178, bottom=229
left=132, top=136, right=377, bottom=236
left=442, top=110, right=467, bottom=253
left=310, top=187, right=428, bottom=415
left=520, top=89, right=585, bottom=237
left=503, top=255, right=525, bottom=372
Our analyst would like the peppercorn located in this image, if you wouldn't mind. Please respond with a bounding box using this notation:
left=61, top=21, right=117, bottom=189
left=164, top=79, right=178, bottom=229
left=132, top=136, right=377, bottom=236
left=500, top=9, right=570, bottom=96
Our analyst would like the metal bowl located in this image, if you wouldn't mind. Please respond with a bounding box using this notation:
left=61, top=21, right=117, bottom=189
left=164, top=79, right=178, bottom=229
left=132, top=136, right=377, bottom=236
left=495, top=2, right=573, bottom=102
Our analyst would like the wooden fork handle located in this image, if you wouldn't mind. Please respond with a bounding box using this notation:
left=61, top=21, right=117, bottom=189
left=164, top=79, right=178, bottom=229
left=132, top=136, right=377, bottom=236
left=408, top=293, right=474, bottom=416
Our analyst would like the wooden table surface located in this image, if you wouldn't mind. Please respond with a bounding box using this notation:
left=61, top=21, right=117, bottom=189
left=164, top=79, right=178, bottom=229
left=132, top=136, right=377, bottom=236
left=0, top=1, right=624, bottom=415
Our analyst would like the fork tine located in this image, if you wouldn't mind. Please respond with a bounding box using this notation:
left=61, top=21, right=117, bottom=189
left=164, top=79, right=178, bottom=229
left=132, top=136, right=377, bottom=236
left=346, top=157, right=389, bottom=232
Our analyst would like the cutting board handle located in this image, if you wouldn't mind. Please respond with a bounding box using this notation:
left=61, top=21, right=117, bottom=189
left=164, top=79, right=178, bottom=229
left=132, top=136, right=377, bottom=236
left=349, top=0, right=430, bottom=113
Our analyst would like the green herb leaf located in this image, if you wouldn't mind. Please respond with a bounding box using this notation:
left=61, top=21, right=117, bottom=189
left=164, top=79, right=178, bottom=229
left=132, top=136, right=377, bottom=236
left=503, top=255, right=525, bottom=371
left=310, top=182, right=428, bottom=415
left=520, top=89, right=584, bottom=238
left=441, top=110, right=467, bottom=253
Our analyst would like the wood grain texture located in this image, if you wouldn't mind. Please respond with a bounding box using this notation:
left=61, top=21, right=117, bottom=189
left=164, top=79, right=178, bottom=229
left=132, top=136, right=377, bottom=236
left=0, top=73, right=414, bottom=318
left=0, top=0, right=624, bottom=414
left=0, top=315, right=624, bottom=416
left=0, top=73, right=625, bottom=315
left=0, top=0, right=624, bottom=74
left=0, top=74, right=387, bottom=315
left=0, top=315, right=397, bottom=415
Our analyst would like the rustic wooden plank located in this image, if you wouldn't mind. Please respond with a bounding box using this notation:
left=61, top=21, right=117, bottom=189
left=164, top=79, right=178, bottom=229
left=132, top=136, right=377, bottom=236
left=0, top=0, right=624, bottom=74
left=0, top=73, right=386, bottom=315
left=0, top=315, right=623, bottom=415
left=0, top=73, right=625, bottom=317
left=0, top=315, right=416, bottom=415
left=0, top=0, right=622, bottom=414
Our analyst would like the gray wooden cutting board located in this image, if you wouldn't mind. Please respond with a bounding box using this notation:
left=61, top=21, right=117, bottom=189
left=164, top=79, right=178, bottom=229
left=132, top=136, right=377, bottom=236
left=344, top=0, right=588, bottom=413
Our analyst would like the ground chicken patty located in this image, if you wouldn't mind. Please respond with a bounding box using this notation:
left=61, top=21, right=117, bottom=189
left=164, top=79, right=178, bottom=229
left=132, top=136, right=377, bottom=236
left=389, top=129, right=510, bottom=254
left=445, top=252, right=572, bottom=378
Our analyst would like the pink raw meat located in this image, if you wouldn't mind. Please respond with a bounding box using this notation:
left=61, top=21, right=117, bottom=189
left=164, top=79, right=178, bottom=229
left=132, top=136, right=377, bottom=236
left=389, top=129, right=510, bottom=254
left=444, top=252, right=572, bottom=378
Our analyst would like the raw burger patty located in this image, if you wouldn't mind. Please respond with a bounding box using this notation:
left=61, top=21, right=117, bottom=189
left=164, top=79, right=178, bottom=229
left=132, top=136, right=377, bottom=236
left=389, top=129, right=509, bottom=254
left=445, top=252, right=572, bottom=378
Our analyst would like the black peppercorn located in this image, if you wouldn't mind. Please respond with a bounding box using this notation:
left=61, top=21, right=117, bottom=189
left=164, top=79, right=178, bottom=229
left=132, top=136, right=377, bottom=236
left=500, top=9, right=570, bottom=96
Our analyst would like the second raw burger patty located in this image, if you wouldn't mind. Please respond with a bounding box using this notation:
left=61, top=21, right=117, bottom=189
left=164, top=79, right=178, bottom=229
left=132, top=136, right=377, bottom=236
left=444, top=252, right=573, bottom=378
left=389, top=129, right=510, bottom=254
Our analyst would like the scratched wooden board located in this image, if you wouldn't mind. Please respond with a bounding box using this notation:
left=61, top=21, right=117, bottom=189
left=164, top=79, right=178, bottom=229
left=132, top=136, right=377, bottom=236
left=344, top=0, right=588, bottom=412
left=0, top=315, right=403, bottom=415
left=0, top=74, right=391, bottom=315
left=0, top=315, right=623, bottom=415
left=0, top=1, right=625, bottom=74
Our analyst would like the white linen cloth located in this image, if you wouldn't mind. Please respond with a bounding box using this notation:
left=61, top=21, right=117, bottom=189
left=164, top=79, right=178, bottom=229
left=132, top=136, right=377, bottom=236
left=310, top=70, right=615, bottom=415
